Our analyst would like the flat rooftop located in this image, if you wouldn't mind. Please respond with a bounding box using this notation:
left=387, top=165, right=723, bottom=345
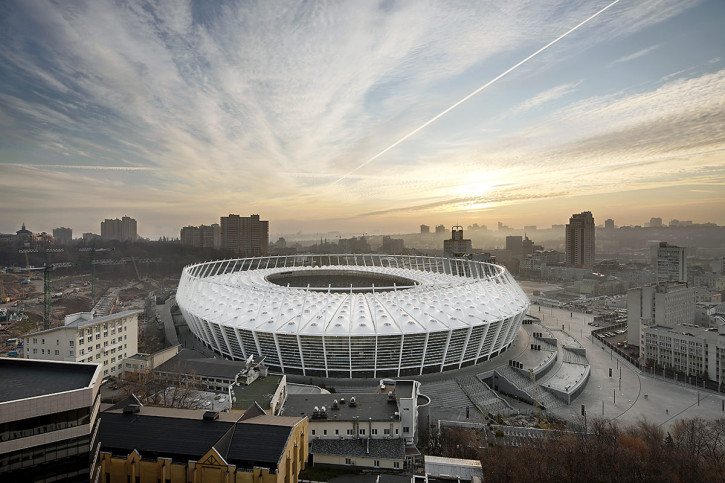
left=156, top=349, right=247, bottom=380
left=282, top=393, right=399, bottom=422
left=1, top=358, right=97, bottom=403
left=231, top=374, right=284, bottom=410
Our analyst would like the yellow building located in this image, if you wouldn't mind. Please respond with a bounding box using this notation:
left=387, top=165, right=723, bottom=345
left=99, top=403, right=307, bottom=483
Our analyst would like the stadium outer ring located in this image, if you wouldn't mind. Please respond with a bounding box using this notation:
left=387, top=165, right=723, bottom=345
left=176, top=254, right=530, bottom=378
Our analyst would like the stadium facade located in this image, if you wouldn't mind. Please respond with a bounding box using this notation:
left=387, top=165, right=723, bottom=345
left=176, top=255, right=529, bottom=378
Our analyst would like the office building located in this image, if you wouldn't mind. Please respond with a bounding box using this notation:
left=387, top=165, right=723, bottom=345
left=435, top=224, right=446, bottom=234
left=565, top=211, right=595, bottom=267
left=420, top=224, right=430, bottom=234
left=98, top=403, right=307, bottom=483
left=0, top=358, right=102, bottom=482
left=52, top=227, right=72, bottom=245
left=444, top=226, right=472, bottom=258
left=604, top=218, right=615, bottom=229
left=627, top=281, right=695, bottom=350
left=221, top=214, right=269, bottom=256
left=22, top=310, right=141, bottom=378
left=101, top=216, right=137, bottom=241
left=657, top=242, right=687, bottom=282
left=505, top=236, right=522, bottom=257
left=381, top=236, right=405, bottom=254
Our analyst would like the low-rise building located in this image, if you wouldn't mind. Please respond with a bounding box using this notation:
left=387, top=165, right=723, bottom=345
left=22, top=310, right=141, bottom=378
left=98, top=403, right=307, bottom=483
left=641, top=322, right=725, bottom=384
left=0, top=358, right=102, bottom=481
left=281, top=381, right=421, bottom=471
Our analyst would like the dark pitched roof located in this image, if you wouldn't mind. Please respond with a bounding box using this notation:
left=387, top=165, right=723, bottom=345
left=99, top=412, right=234, bottom=460
left=310, top=438, right=406, bottom=460
left=227, top=422, right=295, bottom=468
left=283, top=393, right=399, bottom=422
left=99, top=409, right=298, bottom=470
left=1, top=358, right=97, bottom=402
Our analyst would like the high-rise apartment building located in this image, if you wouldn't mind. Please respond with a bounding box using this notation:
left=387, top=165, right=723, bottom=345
left=101, top=216, right=137, bottom=241
left=505, top=235, right=522, bottom=257
left=565, top=211, right=595, bottom=267
left=52, top=227, right=72, bottom=245
left=657, top=242, right=687, bottom=282
left=604, top=218, right=615, bottom=229
left=221, top=214, right=268, bottom=257
left=180, top=224, right=220, bottom=249
left=420, top=224, right=430, bottom=234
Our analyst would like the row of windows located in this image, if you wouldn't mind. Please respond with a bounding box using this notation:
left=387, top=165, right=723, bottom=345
left=0, top=408, right=91, bottom=443
left=311, top=427, right=396, bottom=436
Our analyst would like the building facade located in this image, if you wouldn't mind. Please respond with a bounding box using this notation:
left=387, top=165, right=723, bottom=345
left=221, top=214, right=269, bottom=256
left=443, top=226, right=472, bottom=258
left=99, top=405, right=307, bottom=483
left=565, top=211, right=595, bottom=267
left=181, top=224, right=221, bottom=249
left=101, top=216, right=137, bottom=241
left=657, top=242, right=687, bottom=282
left=627, top=282, right=695, bottom=350
left=22, top=310, right=141, bottom=378
left=0, top=358, right=102, bottom=482
left=52, top=227, right=73, bottom=245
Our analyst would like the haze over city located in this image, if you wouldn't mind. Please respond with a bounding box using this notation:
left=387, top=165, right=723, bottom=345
left=1, top=0, right=724, bottom=239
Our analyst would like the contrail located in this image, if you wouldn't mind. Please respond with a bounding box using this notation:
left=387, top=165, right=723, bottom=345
left=332, top=0, right=623, bottom=185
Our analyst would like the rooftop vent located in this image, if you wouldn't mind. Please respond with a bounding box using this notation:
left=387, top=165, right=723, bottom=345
left=349, top=396, right=357, bottom=407
left=387, top=391, right=396, bottom=404
left=340, top=397, right=346, bottom=405
left=332, top=399, right=339, bottom=409
left=203, top=411, right=219, bottom=421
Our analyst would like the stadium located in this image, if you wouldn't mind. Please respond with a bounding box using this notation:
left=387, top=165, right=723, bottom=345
left=176, top=255, right=530, bottom=378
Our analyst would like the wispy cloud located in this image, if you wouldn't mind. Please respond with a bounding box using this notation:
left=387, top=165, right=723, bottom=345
left=609, top=44, right=661, bottom=67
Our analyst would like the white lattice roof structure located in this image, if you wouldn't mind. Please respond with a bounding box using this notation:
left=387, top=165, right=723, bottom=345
left=177, top=254, right=529, bottom=378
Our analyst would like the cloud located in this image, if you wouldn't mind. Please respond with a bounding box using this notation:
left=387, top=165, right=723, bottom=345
left=608, top=44, right=661, bottom=67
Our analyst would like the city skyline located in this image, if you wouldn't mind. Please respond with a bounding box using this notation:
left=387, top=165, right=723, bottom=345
left=1, top=1, right=724, bottom=239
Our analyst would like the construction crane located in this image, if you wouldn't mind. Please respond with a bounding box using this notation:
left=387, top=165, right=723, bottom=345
left=0, top=273, right=10, bottom=304
left=78, top=248, right=112, bottom=308
left=19, top=248, right=66, bottom=329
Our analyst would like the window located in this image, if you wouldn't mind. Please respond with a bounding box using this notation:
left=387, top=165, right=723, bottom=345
left=41, top=339, right=45, bottom=344
left=96, top=354, right=100, bottom=360
left=345, top=458, right=352, bottom=465
left=69, top=350, right=74, bottom=356
left=311, top=430, right=316, bottom=436
left=79, top=339, right=83, bottom=345
left=56, top=340, right=59, bottom=345
left=54, top=350, right=59, bottom=355
left=394, top=462, right=400, bottom=469
left=335, top=429, right=339, bottom=435
left=41, top=349, right=45, bottom=354
left=374, top=460, right=380, bottom=467
left=384, top=428, right=390, bottom=435
left=323, top=429, right=327, bottom=435
left=372, top=429, right=378, bottom=435
left=69, top=340, right=74, bottom=347
left=80, top=349, right=84, bottom=355
left=359, top=429, right=365, bottom=435
left=33, top=348, right=37, bottom=354
left=403, top=427, right=409, bottom=433
left=395, top=429, right=399, bottom=434
left=33, top=338, right=37, bottom=344
left=347, top=429, right=353, bottom=435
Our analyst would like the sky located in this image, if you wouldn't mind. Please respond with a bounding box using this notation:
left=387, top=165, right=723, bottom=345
left=1, top=0, right=724, bottom=239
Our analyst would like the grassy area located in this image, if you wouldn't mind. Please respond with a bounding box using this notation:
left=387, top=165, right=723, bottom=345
left=298, top=466, right=362, bottom=481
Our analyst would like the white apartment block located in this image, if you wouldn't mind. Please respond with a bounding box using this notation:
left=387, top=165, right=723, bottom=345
left=22, top=310, right=141, bottom=378
left=642, top=323, right=725, bottom=384
left=627, top=281, right=695, bottom=350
